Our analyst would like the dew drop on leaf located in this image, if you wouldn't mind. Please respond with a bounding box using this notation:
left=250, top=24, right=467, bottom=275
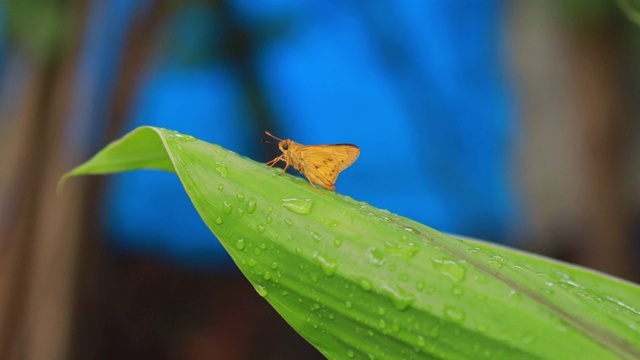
left=380, top=284, right=416, bottom=310
left=247, top=197, right=257, bottom=214
left=281, top=198, right=314, bottom=215
left=366, top=246, right=386, bottom=266
left=214, top=162, right=228, bottom=177
left=403, top=226, right=421, bottom=235
left=385, top=240, right=420, bottom=259
left=235, top=239, right=245, bottom=250
left=256, top=285, right=268, bottom=297
left=173, top=134, right=194, bottom=143
left=310, top=231, right=322, bottom=242
left=345, top=301, right=353, bottom=309
left=443, top=305, right=465, bottom=323
left=223, top=201, right=232, bottom=214
left=431, top=258, right=467, bottom=283
left=313, top=252, right=338, bottom=276
left=358, top=278, right=373, bottom=292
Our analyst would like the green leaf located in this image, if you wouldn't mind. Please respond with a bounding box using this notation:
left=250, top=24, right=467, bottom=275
left=60, top=127, right=640, bottom=359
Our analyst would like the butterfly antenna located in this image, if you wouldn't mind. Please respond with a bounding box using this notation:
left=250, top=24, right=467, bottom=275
left=264, top=131, right=284, bottom=142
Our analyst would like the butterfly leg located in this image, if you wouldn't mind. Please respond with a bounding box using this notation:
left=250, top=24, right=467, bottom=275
left=266, top=155, right=283, bottom=167
left=304, top=176, right=317, bottom=188
left=281, top=161, right=290, bottom=175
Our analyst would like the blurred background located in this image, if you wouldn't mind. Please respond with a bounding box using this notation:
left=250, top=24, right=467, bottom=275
left=1, top=0, right=639, bottom=359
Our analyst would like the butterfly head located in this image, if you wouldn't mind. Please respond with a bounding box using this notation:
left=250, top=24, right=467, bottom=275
left=278, top=139, right=292, bottom=153
left=264, top=131, right=291, bottom=154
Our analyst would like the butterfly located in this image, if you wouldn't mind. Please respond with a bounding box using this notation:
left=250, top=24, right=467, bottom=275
left=263, top=131, right=360, bottom=191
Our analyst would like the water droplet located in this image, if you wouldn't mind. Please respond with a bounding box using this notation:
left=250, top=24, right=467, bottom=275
left=214, top=162, right=228, bottom=177
left=345, top=301, right=353, bottom=308
left=488, top=260, right=503, bottom=270
left=313, top=253, right=338, bottom=276
left=311, top=231, right=322, bottom=242
left=377, top=307, right=386, bottom=316
left=214, top=217, right=223, bottom=225
left=267, top=205, right=273, bottom=212
left=378, top=318, right=387, bottom=329
left=310, top=273, right=319, bottom=283
left=416, top=280, right=426, bottom=291
left=380, top=284, right=416, bottom=310
left=358, top=278, right=373, bottom=291
left=217, top=184, right=224, bottom=191
left=328, top=220, right=340, bottom=227
left=270, top=262, right=278, bottom=269
left=236, top=192, right=245, bottom=202
left=284, top=218, right=293, bottom=227
left=247, top=258, right=258, bottom=267
left=173, top=133, right=197, bottom=142
left=223, top=201, right=232, bottom=214
left=312, top=303, right=321, bottom=310
left=347, top=350, right=355, bottom=358
left=403, top=226, right=421, bottom=235
left=263, top=272, right=272, bottom=281
left=256, top=224, right=266, bottom=233
left=258, top=242, right=268, bottom=250
left=509, top=289, right=522, bottom=301
left=247, top=197, right=257, bottom=214
left=417, top=335, right=426, bottom=348
left=256, top=285, right=268, bottom=297
left=333, top=238, right=343, bottom=248
left=282, top=198, right=314, bottom=214
left=215, top=149, right=228, bottom=158
left=385, top=241, right=420, bottom=259
left=266, top=215, right=272, bottom=223
left=451, top=286, right=464, bottom=297
left=235, top=239, right=245, bottom=250
left=366, top=247, right=386, bottom=266
left=236, top=208, right=244, bottom=218
left=431, top=258, right=467, bottom=283
left=443, top=305, right=465, bottom=323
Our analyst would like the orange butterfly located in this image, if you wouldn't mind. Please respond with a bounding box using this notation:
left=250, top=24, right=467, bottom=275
left=263, top=131, right=359, bottom=191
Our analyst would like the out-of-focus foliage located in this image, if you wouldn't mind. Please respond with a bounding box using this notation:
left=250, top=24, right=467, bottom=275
left=5, top=0, right=74, bottom=58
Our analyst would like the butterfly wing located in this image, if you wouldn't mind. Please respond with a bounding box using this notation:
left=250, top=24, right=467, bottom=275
left=299, top=144, right=359, bottom=190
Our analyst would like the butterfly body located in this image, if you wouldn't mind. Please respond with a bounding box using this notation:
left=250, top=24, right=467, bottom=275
left=264, top=132, right=359, bottom=191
